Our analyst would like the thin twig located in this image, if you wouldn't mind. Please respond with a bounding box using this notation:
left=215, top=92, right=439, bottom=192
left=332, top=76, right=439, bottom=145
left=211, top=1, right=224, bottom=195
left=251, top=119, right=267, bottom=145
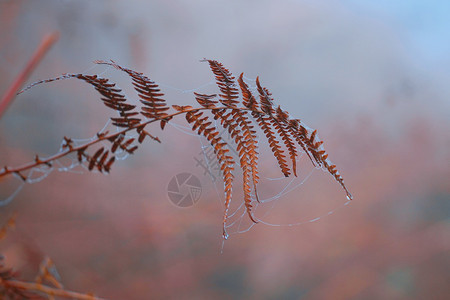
left=0, top=31, right=59, bottom=118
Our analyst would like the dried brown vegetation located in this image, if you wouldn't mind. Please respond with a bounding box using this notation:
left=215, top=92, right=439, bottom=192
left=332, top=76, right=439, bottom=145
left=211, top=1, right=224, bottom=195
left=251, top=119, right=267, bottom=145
left=0, top=215, right=103, bottom=299
left=0, top=60, right=352, bottom=239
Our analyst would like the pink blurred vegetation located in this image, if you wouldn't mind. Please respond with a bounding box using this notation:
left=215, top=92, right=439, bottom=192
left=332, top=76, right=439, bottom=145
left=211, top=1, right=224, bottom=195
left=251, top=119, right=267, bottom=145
left=0, top=1, right=449, bottom=299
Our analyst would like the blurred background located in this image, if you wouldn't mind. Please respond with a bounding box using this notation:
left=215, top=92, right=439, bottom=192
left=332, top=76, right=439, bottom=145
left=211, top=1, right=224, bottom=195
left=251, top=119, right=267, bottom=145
left=0, top=0, right=449, bottom=299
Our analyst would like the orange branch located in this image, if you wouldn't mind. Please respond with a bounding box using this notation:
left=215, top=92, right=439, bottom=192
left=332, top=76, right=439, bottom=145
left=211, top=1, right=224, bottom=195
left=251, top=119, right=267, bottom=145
left=0, top=31, right=59, bottom=118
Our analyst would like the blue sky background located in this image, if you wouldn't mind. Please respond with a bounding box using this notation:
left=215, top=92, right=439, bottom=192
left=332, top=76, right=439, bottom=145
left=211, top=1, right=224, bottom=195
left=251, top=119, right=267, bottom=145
left=343, top=0, right=450, bottom=65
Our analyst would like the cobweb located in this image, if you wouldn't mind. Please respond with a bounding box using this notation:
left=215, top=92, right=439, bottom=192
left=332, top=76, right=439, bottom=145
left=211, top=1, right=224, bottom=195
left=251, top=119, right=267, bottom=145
left=0, top=67, right=351, bottom=241
left=0, top=118, right=140, bottom=206
left=165, top=77, right=352, bottom=241
left=0, top=64, right=140, bottom=206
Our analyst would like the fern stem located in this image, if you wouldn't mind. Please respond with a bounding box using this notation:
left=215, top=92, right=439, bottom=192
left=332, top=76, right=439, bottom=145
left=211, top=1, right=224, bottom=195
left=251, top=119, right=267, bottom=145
left=0, top=106, right=261, bottom=179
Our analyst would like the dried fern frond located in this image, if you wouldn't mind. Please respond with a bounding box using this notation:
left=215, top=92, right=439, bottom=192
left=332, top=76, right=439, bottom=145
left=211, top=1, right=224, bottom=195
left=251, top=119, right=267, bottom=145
left=1, top=59, right=353, bottom=239
left=185, top=108, right=236, bottom=237
left=201, top=59, right=240, bottom=108
left=94, top=60, right=170, bottom=122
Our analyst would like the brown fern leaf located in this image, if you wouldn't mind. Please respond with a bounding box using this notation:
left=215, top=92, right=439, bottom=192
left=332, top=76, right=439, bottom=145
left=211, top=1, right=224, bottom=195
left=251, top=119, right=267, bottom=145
left=238, top=73, right=258, bottom=111
left=307, top=130, right=330, bottom=167
left=233, top=108, right=260, bottom=202
left=325, top=163, right=351, bottom=199
left=195, top=91, right=259, bottom=199
left=230, top=108, right=260, bottom=215
left=77, top=146, right=88, bottom=163
left=172, top=105, right=193, bottom=112
left=120, top=137, right=138, bottom=154
left=136, top=125, right=161, bottom=143
left=95, top=60, right=169, bottom=120
left=73, top=74, right=140, bottom=128
left=240, top=157, right=255, bottom=222
left=103, top=156, right=116, bottom=173
left=106, top=134, right=137, bottom=154
left=252, top=112, right=290, bottom=177
left=202, top=60, right=239, bottom=107
left=206, top=105, right=259, bottom=220
left=88, top=147, right=105, bottom=171
left=237, top=75, right=262, bottom=198
left=255, top=78, right=299, bottom=176
left=251, top=77, right=292, bottom=176
left=185, top=109, right=235, bottom=238
left=110, top=134, right=124, bottom=153
left=286, top=119, right=317, bottom=166
left=255, top=76, right=276, bottom=115
left=274, top=108, right=352, bottom=200
left=201, top=66, right=261, bottom=209
left=194, top=92, right=218, bottom=108
left=306, top=129, right=353, bottom=200
left=97, top=150, right=110, bottom=172
left=251, top=107, right=291, bottom=177
left=287, top=119, right=323, bottom=167
left=274, top=106, right=298, bottom=176
left=77, top=145, right=115, bottom=173
left=24, top=73, right=141, bottom=128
